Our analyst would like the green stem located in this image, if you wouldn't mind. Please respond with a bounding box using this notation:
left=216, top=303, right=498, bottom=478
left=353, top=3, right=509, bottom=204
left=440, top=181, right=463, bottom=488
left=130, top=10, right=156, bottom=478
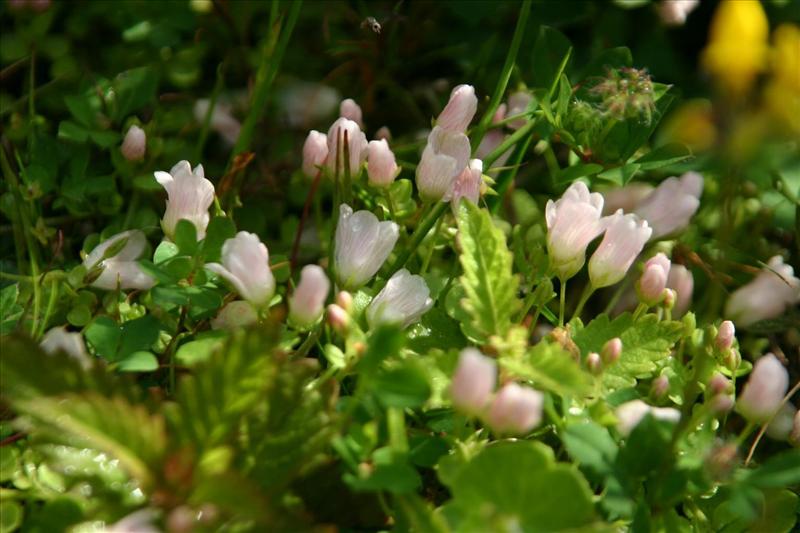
left=632, top=302, right=648, bottom=321
left=296, top=326, right=322, bottom=358
left=470, top=0, right=532, bottom=150
left=230, top=0, right=302, bottom=159
left=420, top=214, right=445, bottom=274
left=387, top=201, right=449, bottom=276
left=484, top=117, right=537, bottom=169
left=387, top=407, right=409, bottom=453
left=37, top=278, right=59, bottom=339
left=558, top=278, right=567, bottom=327
left=571, top=284, right=595, bottom=323
left=486, top=122, right=537, bottom=213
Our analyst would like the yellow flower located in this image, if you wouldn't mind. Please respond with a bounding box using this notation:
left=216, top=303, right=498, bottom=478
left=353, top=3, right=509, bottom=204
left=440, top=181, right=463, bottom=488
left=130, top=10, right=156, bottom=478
left=701, top=0, right=769, bottom=96
left=771, top=24, right=800, bottom=93
left=658, top=99, right=717, bottom=153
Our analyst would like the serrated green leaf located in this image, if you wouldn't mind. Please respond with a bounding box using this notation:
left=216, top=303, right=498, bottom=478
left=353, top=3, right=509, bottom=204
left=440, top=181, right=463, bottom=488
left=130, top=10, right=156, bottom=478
left=562, top=421, right=619, bottom=478
left=500, top=340, right=591, bottom=397
left=572, top=313, right=684, bottom=389
left=456, top=201, right=519, bottom=343
left=373, top=363, right=431, bottom=408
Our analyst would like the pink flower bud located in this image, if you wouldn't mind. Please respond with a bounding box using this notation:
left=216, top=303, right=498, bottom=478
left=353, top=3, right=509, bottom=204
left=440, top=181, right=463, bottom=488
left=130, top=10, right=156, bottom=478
left=651, top=375, right=670, bottom=399
left=416, top=126, right=471, bottom=201
left=327, top=303, right=349, bottom=332
left=436, top=84, right=478, bottom=133
left=326, top=118, right=368, bottom=176
left=375, top=126, right=391, bottom=141
left=83, top=230, right=155, bottom=291
left=121, top=125, right=146, bottom=161
left=637, top=255, right=670, bottom=306
left=737, top=353, right=789, bottom=422
left=206, top=232, right=276, bottom=307
left=589, top=210, right=652, bottom=288
left=586, top=352, right=603, bottom=375
left=451, top=348, right=497, bottom=415
left=634, top=171, right=703, bottom=240
left=708, top=372, right=731, bottom=396
left=601, top=337, right=622, bottom=365
left=486, top=383, right=544, bottom=435
left=615, top=399, right=681, bottom=437
left=211, top=301, right=259, bottom=330
left=336, top=290, right=353, bottom=311
left=667, top=264, right=694, bottom=316
left=445, top=159, right=482, bottom=213
left=724, top=348, right=742, bottom=372
left=725, top=255, right=800, bottom=327
left=289, top=265, right=330, bottom=328
left=710, top=395, right=735, bottom=416
left=339, top=98, right=363, bottom=127
left=366, top=139, right=399, bottom=187
left=716, top=320, right=735, bottom=351
left=662, top=288, right=676, bottom=310
left=302, top=130, right=328, bottom=177
left=545, top=182, right=606, bottom=280
left=154, top=160, right=215, bottom=240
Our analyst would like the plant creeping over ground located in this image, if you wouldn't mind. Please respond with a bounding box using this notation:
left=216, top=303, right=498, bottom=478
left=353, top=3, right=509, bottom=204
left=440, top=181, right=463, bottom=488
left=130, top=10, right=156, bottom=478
left=1, top=0, right=799, bottom=531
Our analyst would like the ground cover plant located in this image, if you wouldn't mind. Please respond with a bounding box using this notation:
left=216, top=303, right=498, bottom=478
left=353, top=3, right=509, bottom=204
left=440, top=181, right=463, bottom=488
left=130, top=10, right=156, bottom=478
left=1, top=0, right=799, bottom=531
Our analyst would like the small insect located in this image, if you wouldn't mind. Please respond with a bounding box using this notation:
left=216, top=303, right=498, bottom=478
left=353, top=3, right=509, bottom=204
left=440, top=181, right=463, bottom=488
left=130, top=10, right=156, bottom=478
left=361, top=16, right=382, bottom=34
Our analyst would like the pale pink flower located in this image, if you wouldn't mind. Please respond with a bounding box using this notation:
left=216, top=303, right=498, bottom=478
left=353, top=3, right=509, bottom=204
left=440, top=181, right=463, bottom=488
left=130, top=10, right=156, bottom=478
left=302, top=130, right=328, bottom=177
left=206, top=232, right=275, bottom=307
left=615, top=399, right=680, bottom=437
left=589, top=211, right=652, bottom=288
left=635, top=172, right=703, bottom=240
left=366, top=139, right=400, bottom=187
left=120, top=125, right=146, bottom=161
left=83, top=230, right=155, bottom=291
left=436, top=84, right=477, bottom=133
left=725, top=256, right=800, bottom=327
left=366, top=269, right=433, bottom=329
left=716, top=320, right=736, bottom=351
left=445, top=159, right=483, bottom=214
left=40, top=327, right=91, bottom=368
left=339, top=98, right=363, bottom=127
left=636, top=253, right=671, bottom=305
left=326, top=117, right=368, bottom=176
left=288, top=265, right=330, bottom=328
left=601, top=183, right=654, bottom=215
left=154, top=160, right=215, bottom=240
left=416, top=126, right=471, bottom=201
left=451, top=348, right=497, bottom=415
left=737, top=353, right=789, bottom=422
left=667, top=264, right=694, bottom=316
left=486, top=383, right=544, bottom=435
left=658, top=0, right=699, bottom=26
left=211, top=301, right=259, bottom=330
left=334, top=204, right=399, bottom=289
left=546, top=182, right=607, bottom=280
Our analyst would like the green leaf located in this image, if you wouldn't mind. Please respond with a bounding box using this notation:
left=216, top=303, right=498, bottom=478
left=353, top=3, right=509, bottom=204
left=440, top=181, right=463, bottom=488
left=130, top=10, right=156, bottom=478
left=373, top=363, right=431, bottom=408
left=555, top=163, right=604, bottom=185
left=532, top=26, right=573, bottom=96
left=358, top=325, right=405, bottom=375
left=499, top=340, right=591, bottom=397
left=0, top=501, right=22, bottom=533
left=572, top=313, right=684, bottom=389
left=744, top=449, right=800, bottom=489
left=175, top=330, right=228, bottom=366
left=88, top=129, right=121, bottom=148
left=84, top=316, right=121, bottom=358
left=345, top=448, right=421, bottom=494
left=202, top=216, right=236, bottom=262
left=439, top=441, right=596, bottom=531
left=112, top=66, right=158, bottom=121
left=64, top=94, right=97, bottom=128
left=116, top=351, right=159, bottom=372
left=456, top=201, right=519, bottom=343
left=635, top=143, right=693, bottom=171
left=596, top=163, right=641, bottom=186
left=118, top=315, right=162, bottom=360
left=57, top=120, right=89, bottom=143
left=580, top=47, right=633, bottom=80
left=174, top=218, right=199, bottom=255
left=616, top=414, right=674, bottom=478
left=562, top=421, right=619, bottom=478
left=154, top=240, right=180, bottom=264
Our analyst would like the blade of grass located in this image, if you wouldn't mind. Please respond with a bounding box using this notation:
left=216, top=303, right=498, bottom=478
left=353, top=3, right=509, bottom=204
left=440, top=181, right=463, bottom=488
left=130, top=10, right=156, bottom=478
left=470, top=0, right=532, bottom=150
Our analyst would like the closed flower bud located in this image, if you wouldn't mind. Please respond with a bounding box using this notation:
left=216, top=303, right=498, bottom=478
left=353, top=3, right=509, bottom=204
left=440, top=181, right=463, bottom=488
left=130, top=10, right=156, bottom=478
left=154, top=160, right=215, bottom=240
left=206, top=232, right=275, bottom=307
left=586, top=352, right=603, bottom=375
left=366, top=269, right=433, bottom=329
left=589, top=210, right=651, bottom=288
left=375, top=126, right=392, bottom=141
left=667, top=264, right=694, bottom=316
left=635, top=172, right=703, bottom=240
left=738, top=353, right=790, bottom=422
left=334, top=204, right=399, bottom=289
left=210, top=301, right=259, bottom=330
left=40, top=326, right=91, bottom=368
left=436, top=84, right=478, bottom=133
left=662, top=288, right=676, bottom=310
left=451, top=348, right=497, bottom=415
left=725, top=255, right=800, bottom=327
left=444, top=158, right=482, bottom=213
left=326, top=118, right=368, bottom=176
left=716, top=320, right=736, bottom=351
left=546, top=182, right=607, bottom=280
left=302, top=130, right=328, bottom=177
left=486, top=383, right=544, bottom=435
left=637, top=253, right=671, bottom=306
left=601, top=337, right=622, bottom=365
left=289, top=265, right=330, bottom=328
left=615, top=399, right=681, bottom=437
left=708, top=372, right=731, bottom=396
left=710, top=394, right=735, bottom=416
left=327, top=303, right=349, bottom=332
left=724, top=347, right=742, bottom=372
left=766, top=404, right=797, bottom=441
left=416, top=126, right=471, bottom=201
left=366, top=139, right=399, bottom=187
left=83, top=230, right=155, bottom=291
left=336, top=290, right=353, bottom=312
left=339, top=98, right=363, bottom=127
left=121, top=125, right=146, bottom=161
left=651, top=375, right=670, bottom=399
